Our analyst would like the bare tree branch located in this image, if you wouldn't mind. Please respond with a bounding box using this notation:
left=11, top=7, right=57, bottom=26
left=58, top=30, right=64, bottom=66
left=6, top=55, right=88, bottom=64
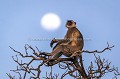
left=82, top=42, right=114, bottom=53
left=7, top=43, right=120, bottom=79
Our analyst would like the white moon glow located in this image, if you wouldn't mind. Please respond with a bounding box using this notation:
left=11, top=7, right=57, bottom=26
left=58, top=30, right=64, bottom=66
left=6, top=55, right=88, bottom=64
left=41, top=13, right=61, bottom=30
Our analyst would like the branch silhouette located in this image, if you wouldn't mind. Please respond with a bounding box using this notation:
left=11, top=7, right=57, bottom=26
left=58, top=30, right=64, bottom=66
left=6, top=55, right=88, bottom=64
left=7, top=43, right=120, bottom=79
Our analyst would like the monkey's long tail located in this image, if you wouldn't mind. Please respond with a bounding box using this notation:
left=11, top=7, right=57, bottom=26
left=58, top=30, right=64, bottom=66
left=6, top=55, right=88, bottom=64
left=73, top=55, right=90, bottom=79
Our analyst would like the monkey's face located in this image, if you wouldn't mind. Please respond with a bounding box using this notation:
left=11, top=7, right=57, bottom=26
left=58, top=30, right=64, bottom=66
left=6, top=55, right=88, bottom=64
left=66, top=20, right=76, bottom=28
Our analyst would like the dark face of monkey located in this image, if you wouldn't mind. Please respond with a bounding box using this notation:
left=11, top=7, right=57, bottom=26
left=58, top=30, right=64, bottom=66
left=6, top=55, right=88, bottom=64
left=66, top=20, right=76, bottom=28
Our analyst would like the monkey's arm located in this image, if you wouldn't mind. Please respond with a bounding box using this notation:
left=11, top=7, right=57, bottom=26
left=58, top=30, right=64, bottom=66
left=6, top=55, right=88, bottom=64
left=50, top=38, right=70, bottom=47
left=50, top=38, right=57, bottom=47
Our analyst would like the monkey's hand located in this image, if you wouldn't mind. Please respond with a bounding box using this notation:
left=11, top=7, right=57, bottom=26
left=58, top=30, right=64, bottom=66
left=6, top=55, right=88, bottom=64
left=50, top=38, right=57, bottom=48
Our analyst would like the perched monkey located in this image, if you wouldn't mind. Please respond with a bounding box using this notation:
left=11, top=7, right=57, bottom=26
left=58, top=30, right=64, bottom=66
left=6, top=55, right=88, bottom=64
left=48, top=20, right=88, bottom=78
left=50, top=20, right=84, bottom=58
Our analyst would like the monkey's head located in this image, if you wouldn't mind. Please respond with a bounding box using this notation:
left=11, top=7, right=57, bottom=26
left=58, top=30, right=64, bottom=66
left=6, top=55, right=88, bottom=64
left=66, top=20, right=76, bottom=28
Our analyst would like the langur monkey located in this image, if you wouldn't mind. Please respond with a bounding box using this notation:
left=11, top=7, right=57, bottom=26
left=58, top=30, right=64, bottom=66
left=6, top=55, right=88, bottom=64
left=48, top=20, right=87, bottom=78
left=50, top=20, right=84, bottom=58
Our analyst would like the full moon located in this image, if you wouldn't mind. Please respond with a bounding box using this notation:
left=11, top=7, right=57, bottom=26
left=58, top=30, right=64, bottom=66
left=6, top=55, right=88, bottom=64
left=40, top=13, right=61, bottom=31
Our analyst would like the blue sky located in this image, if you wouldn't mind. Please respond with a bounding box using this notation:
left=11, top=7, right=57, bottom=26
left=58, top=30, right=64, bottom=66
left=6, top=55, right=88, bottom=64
left=0, top=0, right=120, bottom=78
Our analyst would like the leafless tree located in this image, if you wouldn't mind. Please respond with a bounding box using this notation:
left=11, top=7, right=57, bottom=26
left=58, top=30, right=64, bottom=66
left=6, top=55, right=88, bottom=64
left=7, top=43, right=120, bottom=79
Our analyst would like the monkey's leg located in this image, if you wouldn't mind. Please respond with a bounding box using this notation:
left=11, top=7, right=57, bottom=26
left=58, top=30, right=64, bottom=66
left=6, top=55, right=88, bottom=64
left=51, top=45, right=64, bottom=58
left=47, top=45, right=65, bottom=66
